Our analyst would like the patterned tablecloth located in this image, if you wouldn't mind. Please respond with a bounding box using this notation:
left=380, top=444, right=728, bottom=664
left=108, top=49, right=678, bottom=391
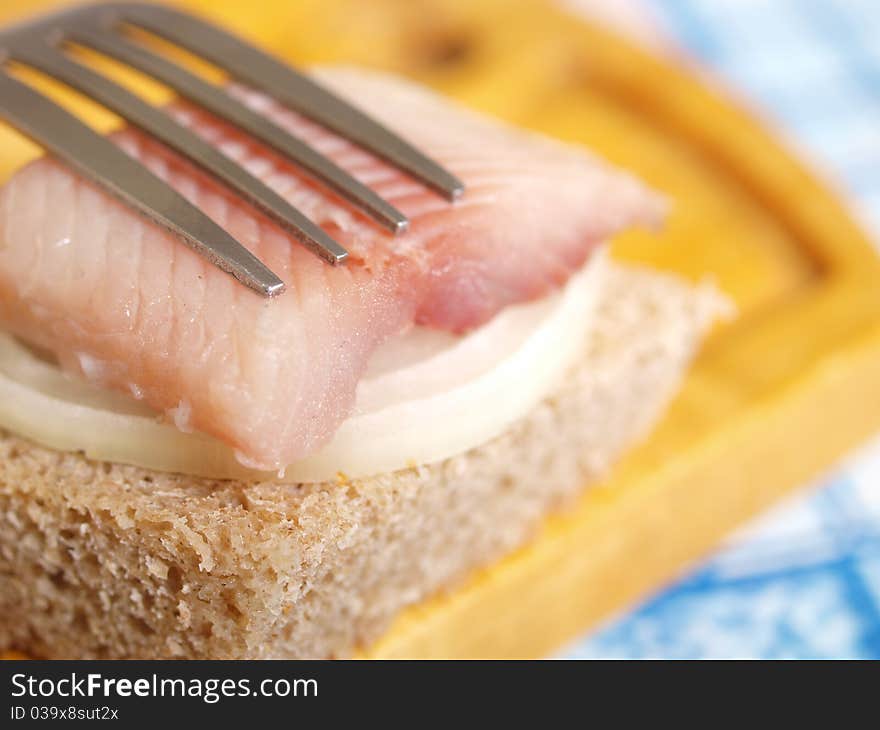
left=559, top=0, right=880, bottom=659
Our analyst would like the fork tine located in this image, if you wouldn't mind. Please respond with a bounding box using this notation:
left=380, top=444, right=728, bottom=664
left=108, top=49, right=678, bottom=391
left=67, top=29, right=408, bottom=235
left=0, top=69, right=285, bottom=297
left=112, top=3, right=465, bottom=201
left=14, top=46, right=349, bottom=266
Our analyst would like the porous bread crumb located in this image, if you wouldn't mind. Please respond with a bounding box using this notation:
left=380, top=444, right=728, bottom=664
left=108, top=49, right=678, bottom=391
left=0, top=262, right=727, bottom=658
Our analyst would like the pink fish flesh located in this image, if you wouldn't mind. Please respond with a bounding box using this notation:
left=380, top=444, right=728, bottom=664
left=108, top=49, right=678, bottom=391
left=0, top=68, right=664, bottom=470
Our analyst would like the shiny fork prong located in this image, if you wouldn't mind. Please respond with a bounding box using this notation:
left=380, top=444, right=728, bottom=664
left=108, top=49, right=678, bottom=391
left=0, top=70, right=285, bottom=297
left=111, top=2, right=466, bottom=200
left=0, top=1, right=466, bottom=297
left=67, top=28, right=409, bottom=235
left=14, top=46, right=349, bottom=267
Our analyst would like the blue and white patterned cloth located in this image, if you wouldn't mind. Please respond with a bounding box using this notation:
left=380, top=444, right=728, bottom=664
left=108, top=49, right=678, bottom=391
left=561, top=0, right=880, bottom=659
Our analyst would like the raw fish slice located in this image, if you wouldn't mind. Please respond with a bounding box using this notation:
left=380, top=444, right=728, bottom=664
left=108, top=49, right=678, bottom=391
left=0, top=67, right=663, bottom=469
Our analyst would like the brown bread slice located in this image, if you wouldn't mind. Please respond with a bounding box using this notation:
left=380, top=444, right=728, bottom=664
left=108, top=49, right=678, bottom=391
left=0, top=261, right=726, bottom=658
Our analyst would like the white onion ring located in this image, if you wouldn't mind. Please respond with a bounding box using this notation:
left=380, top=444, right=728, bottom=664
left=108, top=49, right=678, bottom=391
left=0, top=251, right=606, bottom=482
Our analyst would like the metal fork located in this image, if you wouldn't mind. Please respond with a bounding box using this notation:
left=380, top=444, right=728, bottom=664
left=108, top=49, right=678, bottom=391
left=0, top=2, right=464, bottom=296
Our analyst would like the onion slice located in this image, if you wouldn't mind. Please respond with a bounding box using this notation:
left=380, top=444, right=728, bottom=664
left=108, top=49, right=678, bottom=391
left=0, top=251, right=606, bottom=482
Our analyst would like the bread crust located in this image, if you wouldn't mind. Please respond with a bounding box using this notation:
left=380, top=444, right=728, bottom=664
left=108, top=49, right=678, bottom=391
left=0, top=262, right=724, bottom=658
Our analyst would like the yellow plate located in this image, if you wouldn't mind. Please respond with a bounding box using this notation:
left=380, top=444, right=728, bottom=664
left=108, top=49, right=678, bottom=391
left=2, top=0, right=880, bottom=659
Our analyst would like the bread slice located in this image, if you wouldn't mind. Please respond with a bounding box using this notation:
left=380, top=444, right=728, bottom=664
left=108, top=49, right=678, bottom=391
left=0, top=261, right=725, bottom=659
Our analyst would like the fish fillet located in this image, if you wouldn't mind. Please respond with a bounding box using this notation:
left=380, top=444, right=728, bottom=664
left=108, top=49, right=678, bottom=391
left=0, top=67, right=663, bottom=470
